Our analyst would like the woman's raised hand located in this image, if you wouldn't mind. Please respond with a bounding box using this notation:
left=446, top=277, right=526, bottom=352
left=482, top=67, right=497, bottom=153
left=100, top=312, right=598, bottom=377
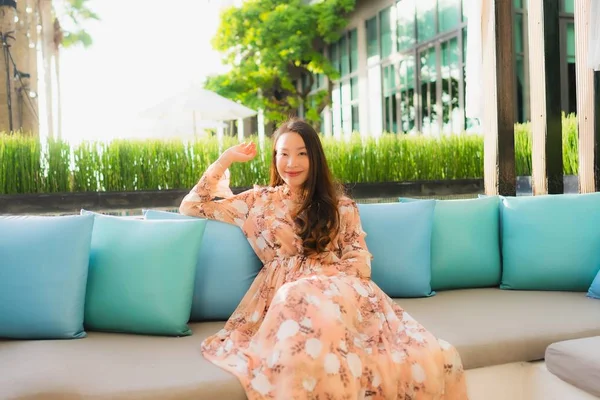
left=218, top=142, right=257, bottom=168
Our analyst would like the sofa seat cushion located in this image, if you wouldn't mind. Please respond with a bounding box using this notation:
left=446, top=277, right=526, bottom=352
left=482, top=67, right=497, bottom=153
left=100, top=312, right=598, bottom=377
left=0, top=322, right=245, bottom=400
left=395, top=288, right=600, bottom=369
left=545, top=336, right=600, bottom=397
left=2, top=289, right=600, bottom=399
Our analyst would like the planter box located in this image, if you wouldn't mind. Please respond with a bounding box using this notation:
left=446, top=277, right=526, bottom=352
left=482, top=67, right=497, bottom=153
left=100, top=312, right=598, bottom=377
left=0, top=179, right=485, bottom=215
left=0, top=176, right=581, bottom=215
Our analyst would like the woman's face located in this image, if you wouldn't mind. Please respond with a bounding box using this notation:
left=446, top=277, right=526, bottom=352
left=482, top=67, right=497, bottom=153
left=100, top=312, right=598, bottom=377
left=275, top=131, right=310, bottom=192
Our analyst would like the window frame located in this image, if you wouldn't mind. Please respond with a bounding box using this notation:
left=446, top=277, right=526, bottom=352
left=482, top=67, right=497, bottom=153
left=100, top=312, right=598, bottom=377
left=379, top=0, right=467, bottom=134
left=328, top=28, right=360, bottom=137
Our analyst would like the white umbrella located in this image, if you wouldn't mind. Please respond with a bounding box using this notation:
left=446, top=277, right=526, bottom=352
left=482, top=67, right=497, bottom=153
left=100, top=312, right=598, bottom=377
left=141, top=85, right=257, bottom=122
left=124, top=117, right=227, bottom=141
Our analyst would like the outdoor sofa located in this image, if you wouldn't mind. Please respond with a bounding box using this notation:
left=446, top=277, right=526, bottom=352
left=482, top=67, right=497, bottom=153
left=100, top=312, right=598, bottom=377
left=1, top=192, right=600, bottom=399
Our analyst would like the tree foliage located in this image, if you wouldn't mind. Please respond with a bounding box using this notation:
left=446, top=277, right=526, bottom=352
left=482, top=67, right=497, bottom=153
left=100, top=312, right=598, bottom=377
left=58, top=0, right=100, bottom=48
left=205, top=0, right=356, bottom=126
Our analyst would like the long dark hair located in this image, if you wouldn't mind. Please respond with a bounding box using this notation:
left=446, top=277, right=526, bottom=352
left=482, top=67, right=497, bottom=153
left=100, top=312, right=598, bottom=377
left=270, top=118, right=343, bottom=255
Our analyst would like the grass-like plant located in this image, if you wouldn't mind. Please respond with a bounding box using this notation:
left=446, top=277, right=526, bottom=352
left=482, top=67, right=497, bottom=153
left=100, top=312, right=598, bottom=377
left=0, top=114, right=579, bottom=194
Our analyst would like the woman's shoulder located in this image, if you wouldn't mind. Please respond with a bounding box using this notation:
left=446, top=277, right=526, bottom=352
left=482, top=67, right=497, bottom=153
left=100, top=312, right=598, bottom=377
left=337, top=195, right=359, bottom=210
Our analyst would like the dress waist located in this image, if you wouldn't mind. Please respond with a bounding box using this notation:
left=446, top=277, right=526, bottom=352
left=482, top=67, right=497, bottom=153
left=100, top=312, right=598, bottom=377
left=263, top=253, right=370, bottom=281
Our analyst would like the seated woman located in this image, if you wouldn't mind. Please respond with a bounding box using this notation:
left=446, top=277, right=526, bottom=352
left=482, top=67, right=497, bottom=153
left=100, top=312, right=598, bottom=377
left=180, top=118, right=468, bottom=399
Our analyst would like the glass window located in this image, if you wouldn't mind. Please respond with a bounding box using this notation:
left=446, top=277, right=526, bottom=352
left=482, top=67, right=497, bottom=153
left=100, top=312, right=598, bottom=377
left=565, top=21, right=577, bottom=114
left=383, top=64, right=397, bottom=94
left=514, top=13, right=524, bottom=54
left=366, top=17, right=379, bottom=58
left=341, top=80, right=352, bottom=135
left=563, top=0, right=574, bottom=13
left=383, top=64, right=398, bottom=133
left=301, top=75, right=309, bottom=92
left=462, top=26, right=467, bottom=61
left=340, top=35, right=349, bottom=76
left=566, top=22, right=575, bottom=63
left=462, top=0, right=467, bottom=21
left=441, top=37, right=462, bottom=133
left=351, top=77, right=359, bottom=101
left=349, top=29, right=358, bottom=73
left=331, top=84, right=341, bottom=137
left=514, top=0, right=523, bottom=9
left=329, top=42, right=339, bottom=73
left=515, top=55, right=527, bottom=123
left=438, top=0, right=460, bottom=33
left=397, top=0, right=415, bottom=51
left=420, top=46, right=438, bottom=134
left=380, top=7, right=393, bottom=58
left=320, top=110, right=326, bottom=135
left=462, top=27, right=477, bottom=131
left=416, top=0, right=436, bottom=42
left=309, top=94, right=316, bottom=110
left=351, top=105, right=360, bottom=132
left=405, top=55, right=415, bottom=90
left=391, top=94, right=399, bottom=133
left=399, top=56, right=416, bottom=132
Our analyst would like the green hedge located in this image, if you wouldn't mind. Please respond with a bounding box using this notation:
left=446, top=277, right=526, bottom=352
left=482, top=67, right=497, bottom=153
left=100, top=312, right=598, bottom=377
left=0, top=115, right=579, bottom=195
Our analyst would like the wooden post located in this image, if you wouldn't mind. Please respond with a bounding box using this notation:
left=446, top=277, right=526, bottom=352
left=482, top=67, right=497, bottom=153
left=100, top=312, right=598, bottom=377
left=528, top=0, right=563, bottom=195
left=596, top=72, right=600, bottom=191
left=483, top=0, right=517, bottom=196
left=575, top=0, right=600, bottom=193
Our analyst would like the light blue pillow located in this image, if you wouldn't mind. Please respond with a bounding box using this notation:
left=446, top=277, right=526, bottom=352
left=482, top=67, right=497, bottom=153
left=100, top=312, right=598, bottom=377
left=81, top=211, right=206, bottom=336
left=501, top=193, right=600, bottom=291
left=357, top=201, right=435, bottom=298
left=143, top=209, right=263, bottom=321
left=399, top=196, right=501, bottom=290
left=588, top=271, right=600, bottom=299
left=0, top=215, right=94, bottom=339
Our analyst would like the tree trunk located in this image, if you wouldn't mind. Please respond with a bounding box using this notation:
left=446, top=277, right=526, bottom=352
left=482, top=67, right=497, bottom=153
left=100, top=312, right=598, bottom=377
left=13, top=0, right=39, bottom=135
left=39, top=0, right=54, bottom=139
left=0, top=2, right=16, bottom=133
left=53, top=18, right=63, bottom=140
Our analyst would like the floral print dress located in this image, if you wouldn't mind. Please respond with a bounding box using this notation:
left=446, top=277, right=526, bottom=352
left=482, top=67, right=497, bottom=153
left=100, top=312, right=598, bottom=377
left=179, top=161, right=468, bottom=400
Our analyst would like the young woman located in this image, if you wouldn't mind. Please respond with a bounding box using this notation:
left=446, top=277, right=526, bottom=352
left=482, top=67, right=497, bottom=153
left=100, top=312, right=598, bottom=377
left=180, top=118, right=468, bottom=399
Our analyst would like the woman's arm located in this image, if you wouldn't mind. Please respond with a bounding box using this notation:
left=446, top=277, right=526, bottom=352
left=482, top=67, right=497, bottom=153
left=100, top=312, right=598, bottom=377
left=335, top=199, right=373, bottom=279
left=179, top=142, right=257, bottom=227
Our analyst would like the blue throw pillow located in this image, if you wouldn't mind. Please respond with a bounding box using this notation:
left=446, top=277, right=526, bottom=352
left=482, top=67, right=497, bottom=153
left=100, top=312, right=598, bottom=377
left=501, top=193, right=600, bottom=291
left=588, top=270, right=600, bottom=299
left=357, top=201, right=435, bottom=298
left=81, top=211, right=206, bottom=336
left=399, top=196, right=501, bottom=290
left=0, top=215, right=94, bottom=339
left=143, top=209, right=263, bottom=321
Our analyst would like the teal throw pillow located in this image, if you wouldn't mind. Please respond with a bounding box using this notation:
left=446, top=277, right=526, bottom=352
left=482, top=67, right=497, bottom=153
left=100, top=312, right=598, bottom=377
left=357, top=201, right=435, bottom=298
left=0, top=215, right=94, bottom=339
left=399, top=196, right=501, bottom=290
left=143, top=209, right=263, bottom=321
left=588, top=270, right=600, bottom=299
left=501, top=193, right=600, bottom=291
left=82, top=211, right=206, bottom=336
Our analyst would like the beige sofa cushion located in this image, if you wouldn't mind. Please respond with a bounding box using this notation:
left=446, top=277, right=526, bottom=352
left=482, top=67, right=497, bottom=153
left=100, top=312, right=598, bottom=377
left=396, top=288, right=600, bottom=369
left=1, top=288, right=599, bottom=399
left=545, top=336, right=600, bottom=397
left=0, top=322, right=242, bottom=400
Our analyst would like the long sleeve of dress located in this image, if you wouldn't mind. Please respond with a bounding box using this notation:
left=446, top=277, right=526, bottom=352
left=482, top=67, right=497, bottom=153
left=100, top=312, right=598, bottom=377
left=179, top=161, right=255, bottom=227
left=334, top=199, right=373, bottom=279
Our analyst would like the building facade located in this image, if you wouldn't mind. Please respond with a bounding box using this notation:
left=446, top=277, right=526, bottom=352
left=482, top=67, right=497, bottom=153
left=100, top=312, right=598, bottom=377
left=302, top=0, right=576, bottom=137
